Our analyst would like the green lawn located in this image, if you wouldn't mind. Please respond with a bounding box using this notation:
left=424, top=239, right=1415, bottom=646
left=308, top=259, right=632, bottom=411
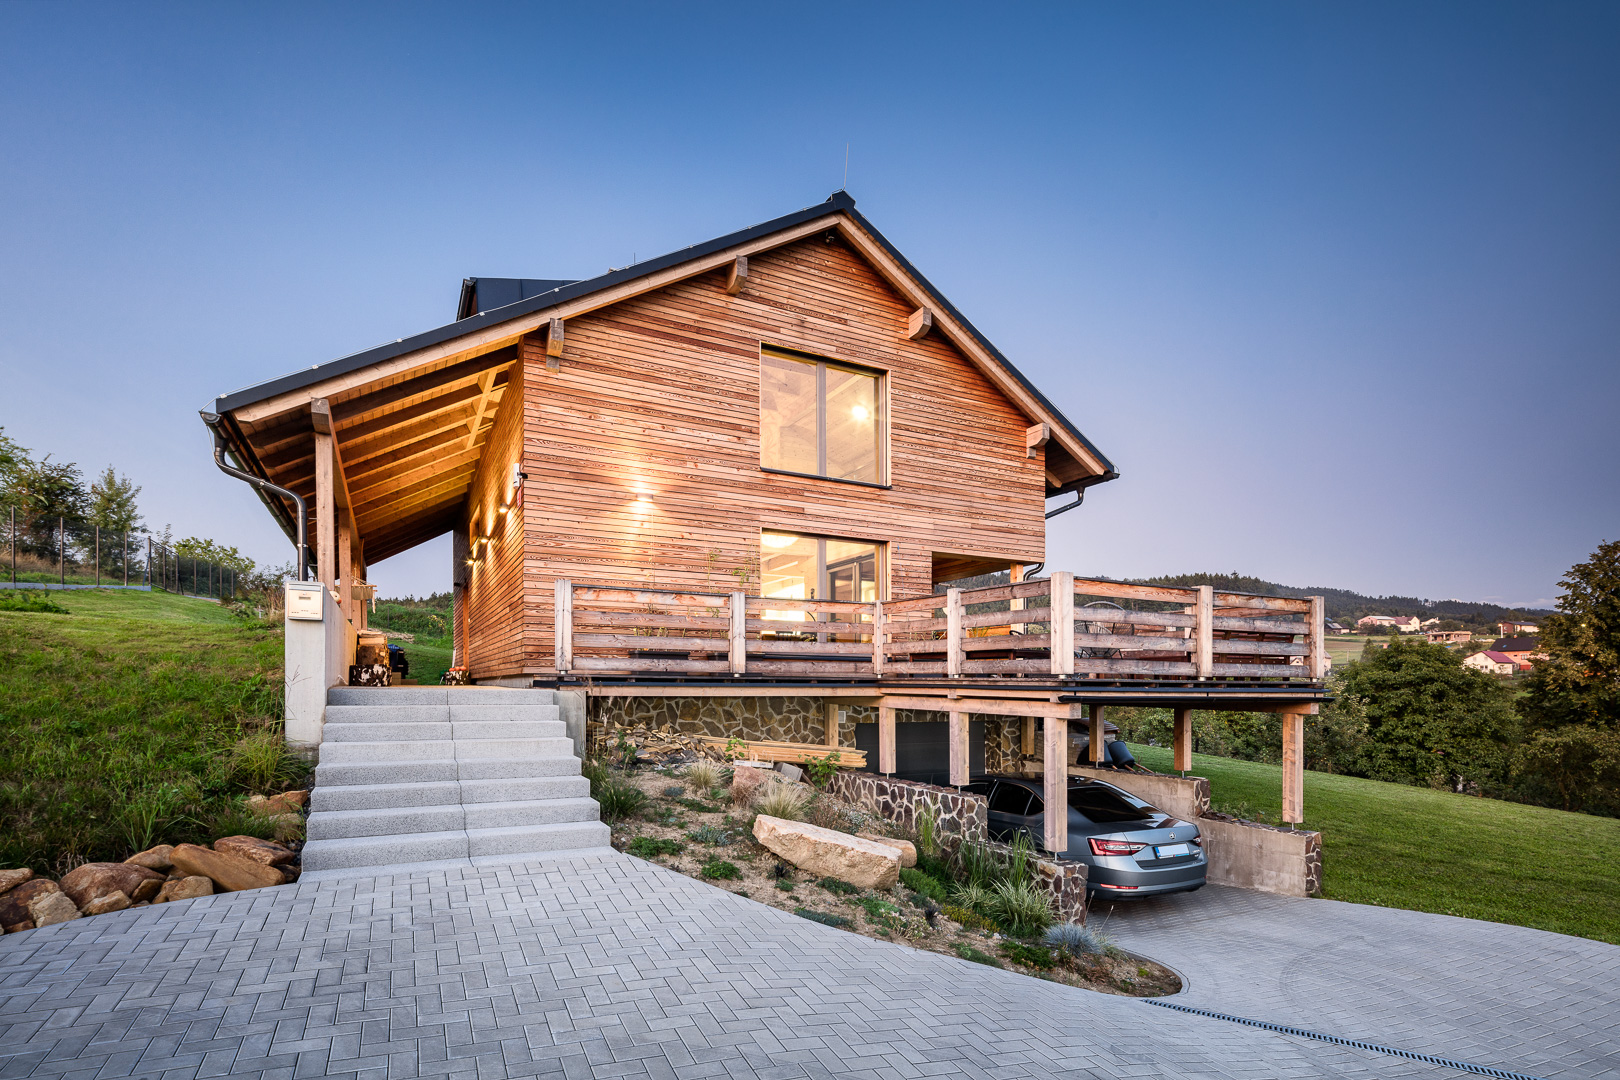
left=1132, top=743, right=1620, bottom=945
left=397, top=634, right=454, bottom=685
left=0, top=588, right=305, bottom=872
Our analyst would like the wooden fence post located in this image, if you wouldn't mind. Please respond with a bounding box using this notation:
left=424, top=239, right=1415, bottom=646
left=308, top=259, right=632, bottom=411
left=1196, top=585, right=1214, bottom=679
left=1050, top=571, right=1075, bottom=675
left=946, top=588, right=964, bottom=677
left=1308, top=596, right=1327, bottom=681
left=729, top=591, right=747, bottom=675
left=1043, top=714, right=1068, bottom=853
left=553, top=579, right=573, bottom=672
left=94, top=526, right=100, bottom=588
left=870, top=601, right=886, bottom=675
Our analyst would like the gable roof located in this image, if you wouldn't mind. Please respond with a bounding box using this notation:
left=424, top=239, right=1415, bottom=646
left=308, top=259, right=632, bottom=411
left=205, top=193, right=1117, bottom=564
left=1491, top=637, right=1537, bottom=652
left=1480, top=651, right=1517, bottom=664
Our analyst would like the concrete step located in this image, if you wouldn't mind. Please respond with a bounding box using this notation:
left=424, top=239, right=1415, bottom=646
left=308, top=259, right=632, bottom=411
left=307, top=804, right=465, bottom=840
left=324, top=704, right=449, bottom=725
left=449, top=720, right=564, bottom=741
left=311, top=781, right=461, bottom=812
left=462, top=797, right=600, bottom=829
left=324, top=722, right=453, bottom=743
left=445, top=687, right=557, bottom=702
left=466, top=820, right=610, bottom=858
left=459, top=776, right=590, bottom=803
left=314, top=759, right=460, bottom=786
left=455, top=757, right=583, bottom=781
left=320, top=740, right=459, bottom=764
left=329, top=687, right=452, bottom=706
left=447, top=704, right=560, bottom=723
left=300, top=830, right=470, bottom=871
left=452, top=737, right=577, bottom=759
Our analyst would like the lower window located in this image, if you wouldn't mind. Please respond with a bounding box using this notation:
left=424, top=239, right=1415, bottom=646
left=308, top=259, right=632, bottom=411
left=759, top=530, right=880, bottom=636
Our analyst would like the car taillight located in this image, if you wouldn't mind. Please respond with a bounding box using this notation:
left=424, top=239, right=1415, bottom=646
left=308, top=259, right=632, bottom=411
left=1189, top=835, right=1203, bottom=847
left=1089, top=838, right=1147, bottom=856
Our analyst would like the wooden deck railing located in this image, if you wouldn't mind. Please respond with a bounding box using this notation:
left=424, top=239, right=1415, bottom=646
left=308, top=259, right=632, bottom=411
left=553, top=575, right=1327, bottom=683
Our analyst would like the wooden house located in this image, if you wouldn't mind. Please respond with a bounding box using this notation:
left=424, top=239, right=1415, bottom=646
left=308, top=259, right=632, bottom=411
left=204, top=193, right=1329, bottom=841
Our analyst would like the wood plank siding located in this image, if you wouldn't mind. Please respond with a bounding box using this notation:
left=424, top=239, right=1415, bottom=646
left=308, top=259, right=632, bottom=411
left=460, top=233, right=1050, bottom=679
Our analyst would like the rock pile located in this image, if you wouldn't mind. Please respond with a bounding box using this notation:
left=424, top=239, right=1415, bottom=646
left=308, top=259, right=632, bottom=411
left=0, top=790, right=308, bottom=934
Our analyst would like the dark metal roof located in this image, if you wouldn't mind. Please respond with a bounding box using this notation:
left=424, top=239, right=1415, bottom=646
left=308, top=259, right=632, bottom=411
left=456, top=278, right=577, bottom=321
left=209, top=192, right=1117, bottom=479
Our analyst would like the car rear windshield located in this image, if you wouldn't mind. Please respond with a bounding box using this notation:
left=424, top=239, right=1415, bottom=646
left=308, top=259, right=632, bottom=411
left=1068, top=785, right=1155, bottom=823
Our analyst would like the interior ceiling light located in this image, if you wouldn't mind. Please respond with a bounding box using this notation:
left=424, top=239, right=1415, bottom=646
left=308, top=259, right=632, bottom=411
left=761, top=533, right=797, bottom=549
left=851, top=405, right=869, bottom=421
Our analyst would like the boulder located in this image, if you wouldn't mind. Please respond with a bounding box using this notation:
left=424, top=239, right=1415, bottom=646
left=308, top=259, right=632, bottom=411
left=247, top=791, right=308, bottom=817
left=3, top=921, right=32, bottom=934
left=131, top=877, right=163, bottom=902
left=125, top=845, right=175, bottom=871
left=856, top=833, right=918, bottom=868
left=752, top=815, right=900, bottom=890
left=83, top=891, right=132, bottom=915
left=60, top=863, right=164, bottom=911
left=213, top=836, right=296, bottom=867
left=731, top=764, right=773, bottom=804
left=155, top=876, right=214, bottom=903
left=0, top=879, right=60, bottom=927
left=28, top=890, right=81, bottom=928
left=169, top=844, right=284, bottom=892
left=0, top=868, right=34, bottom=896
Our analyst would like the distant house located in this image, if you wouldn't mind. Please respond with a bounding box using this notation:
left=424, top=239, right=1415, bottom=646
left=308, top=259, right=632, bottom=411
left=1490, top=636, right=1541, bottom=667
left=1426, top=630, right=1474, bottom=645
left=1464, top=651, right=1519, bottom=676
left=1420, top=617, right=1441, bottom=629
left=1326, top=620, right=1350, bottom=635
left=1356, top=614, right=1419, bottom=632
left=1498, top=619, right=1538, bottom=636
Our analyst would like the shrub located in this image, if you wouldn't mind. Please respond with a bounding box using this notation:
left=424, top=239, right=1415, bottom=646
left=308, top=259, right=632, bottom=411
left=661, top=784, right=684, bottom=798
left=700, top=859, right=740, bottom=880
left=954, top=944, right=1001, bottom=967
left=585, top=765, right=648, bottom=822
left=686, top=824, right=736, bottom=845
left=915, top=805, right=938, bottom=858
left=677, top=797, right=725, bottom=814
left=988, top=879, right=1054, bottom=937
left=0, top=591, right=68, bottom=614
left=915, top=852, right=955, bottom=883
left=1043, top=922, right=1111, bottom=957
left=954, top=838, right=1006, bottom=888
left=684, top=760, right=721, bottom=791
left=205, top=801, right=277, bottom=843
left=804, top=796, right=850, bottom=832
left=775, top=880, right=795, bottom=892
left=753, top=783, right=809, bottom=821
left=818, top=877, right=860, bottom=895
left=859, top=895, right=902, bottom=929
left=803, top=752, right=840, bottom=789
left=228, top=730, right=308, bottom=793
left=942, top=904, right=996, bottom=932
left=949, top=882, right=993, bottom=914
left=999, top=941, right=1057, bottom=969
left=795, top=908, right=852, bottom=928
left=626, top=836, right=683, bottom=858
left=899, top=867, right=949, bottom=904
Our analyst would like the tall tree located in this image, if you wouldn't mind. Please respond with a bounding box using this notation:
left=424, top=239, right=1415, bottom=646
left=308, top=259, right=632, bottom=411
left=88, top=466, right=144, bottom=535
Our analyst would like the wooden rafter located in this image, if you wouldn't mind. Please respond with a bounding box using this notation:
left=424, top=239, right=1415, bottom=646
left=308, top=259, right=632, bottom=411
left=464, top=369, right=498, bottom=450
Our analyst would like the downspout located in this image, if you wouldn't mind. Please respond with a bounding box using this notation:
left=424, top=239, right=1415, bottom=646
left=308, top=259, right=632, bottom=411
left=200, top=411, right=310, bottom=580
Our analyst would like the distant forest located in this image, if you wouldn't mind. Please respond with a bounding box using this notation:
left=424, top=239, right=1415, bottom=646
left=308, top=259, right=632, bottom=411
left=1140, top=573, right=1552, bottom=626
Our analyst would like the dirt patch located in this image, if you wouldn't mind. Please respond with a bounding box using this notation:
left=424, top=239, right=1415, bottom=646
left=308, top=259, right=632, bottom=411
left=604, top=764, right=1180, bottom=997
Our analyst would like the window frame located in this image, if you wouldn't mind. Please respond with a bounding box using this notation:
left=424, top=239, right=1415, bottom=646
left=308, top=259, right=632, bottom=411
left=759, top=529, right=887, bottom=605
left=758, top=345, right=889, bottom=488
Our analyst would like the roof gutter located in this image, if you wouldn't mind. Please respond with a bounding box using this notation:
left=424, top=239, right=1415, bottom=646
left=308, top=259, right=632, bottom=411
left=200, top=411, right=310, bottom=581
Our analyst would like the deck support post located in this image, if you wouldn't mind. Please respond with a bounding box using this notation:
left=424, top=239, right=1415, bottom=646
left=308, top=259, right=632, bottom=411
left=878, top=705, right=896, bottom=775
left=824, top=702, right=841, bottom=748
left=336, top=515, right=353, bottom=625
left=1050, top=571, right=1075, bottom=675
left=729, top=592, right=747, bottom=675
left=1021, top=716, right=1035, bottom=759
left=948, top=709, right=968, bottom=787
left=1282, top=709, right=1305, bottom=824
left=945, top=588, right=964, bottom=677
left=1043, top=715, right=1068, bottom=854
left=553, top=579, right=573, bottom=673
left=1088, top=703, right=1106, bottom=764
left=1173, top=707, right=1193, bottom=772
left=314, top=432, right=336, bottom=594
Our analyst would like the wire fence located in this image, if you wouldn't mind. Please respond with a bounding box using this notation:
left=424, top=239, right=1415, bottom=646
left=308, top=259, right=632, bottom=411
left=3, top=508, right=241, bottom=599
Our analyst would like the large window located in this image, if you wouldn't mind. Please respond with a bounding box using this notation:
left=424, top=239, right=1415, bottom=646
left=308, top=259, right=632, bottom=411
left=760, top=347, right=883, bottom=484
left=759, top=530, right=881, bottom=632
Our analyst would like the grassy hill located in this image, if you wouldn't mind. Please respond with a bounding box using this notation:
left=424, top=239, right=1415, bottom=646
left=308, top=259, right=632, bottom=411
left=1139, top=572, right=1551, bottom=625
left=1130, top=744, right=1620, bottom=945
left=0, top=588, right=305, bottom=873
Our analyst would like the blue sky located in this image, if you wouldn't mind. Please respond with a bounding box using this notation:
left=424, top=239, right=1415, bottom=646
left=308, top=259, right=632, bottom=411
left=2, top=2, right=1616, bottom=608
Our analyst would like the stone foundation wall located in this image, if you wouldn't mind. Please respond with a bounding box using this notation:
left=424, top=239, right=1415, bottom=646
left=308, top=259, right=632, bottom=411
left=1031, top=857, right=1088, bottom=925
left=826, top=772, right=988, bottom=844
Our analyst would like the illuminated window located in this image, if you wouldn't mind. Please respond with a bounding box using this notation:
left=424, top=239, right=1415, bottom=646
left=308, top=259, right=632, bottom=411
left=760, top=530, right=881, bottom=630
left=760, top=348, right=882, bottom=484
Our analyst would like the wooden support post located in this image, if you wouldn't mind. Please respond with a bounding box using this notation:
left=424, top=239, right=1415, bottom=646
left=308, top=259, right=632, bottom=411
left=729, top=591, right=747, bottom=675
left=1282, top=709, right=1305, bottom=823
left=1050, top=571, right=1075, bottom=675
left=1010, top=563, right=1026, bottom=634
left=1173, top=708, right=1192, bottom=772
left=824, top=702, right=841, bottom=748
left=870, top=601, right=886, bottom=674
left=946, top=587, right=964, bottom=677
left=724, top=255, right=748, bottom=295
left=948, top=709, right=968, bottom=787
left=1089, top=704, right=1106, bottom=764
left=1195, top=584, right=1214, bottom=679
left=1308, top=596, right=1327, bottom=680
left=314, top=431, right=336, bottom=593
left=1021, top=716, right=1035, bottom=758
left=336, top=516, right=353, bottom=624
left=553, top=578, right=573, bottom=672
left=1043, top=715, right=1068, bottom=853
left=878, top=705, right=896, bottom=775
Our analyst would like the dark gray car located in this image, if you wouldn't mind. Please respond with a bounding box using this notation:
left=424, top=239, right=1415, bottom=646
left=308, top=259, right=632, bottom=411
left=967, top=774, right=1207, bottom=899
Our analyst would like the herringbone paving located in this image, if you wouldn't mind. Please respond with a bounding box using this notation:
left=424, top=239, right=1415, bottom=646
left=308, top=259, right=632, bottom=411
left=0, top=853, right=1604, bottom=1079
left=1100, top=885, right=1620, bottom=1080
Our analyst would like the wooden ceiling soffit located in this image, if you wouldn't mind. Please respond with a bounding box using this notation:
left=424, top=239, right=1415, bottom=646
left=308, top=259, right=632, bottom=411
left=341, top=399, right=491, bottom=475
left=363, top=508, right=459, bottom=561
left=347, top=442, right=485, bottom=509
left=350, top=461, right=480, bottom=524
left=329, top=350, right=514, bottom=429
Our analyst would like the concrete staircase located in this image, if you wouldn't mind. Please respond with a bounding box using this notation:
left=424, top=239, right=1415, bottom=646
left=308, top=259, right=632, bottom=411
left=301, top=686, right=609, bottom=878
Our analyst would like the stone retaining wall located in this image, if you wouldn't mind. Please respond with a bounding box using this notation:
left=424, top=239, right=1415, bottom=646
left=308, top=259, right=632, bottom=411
left=1030, top=855, right=1088, bottom=925
left=825, top=772, right=988, bottom=844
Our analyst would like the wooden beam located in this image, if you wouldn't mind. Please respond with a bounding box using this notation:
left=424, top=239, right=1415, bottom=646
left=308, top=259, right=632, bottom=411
left=464, top=369, right=497, bottom=450
left=1044, top=716, right=1068, bottom=853
left=1025, top=423, right=1050, bottom=459
left=878, top=705, right=896, bottom=775
left=724, top=255, right=748, bottom=295
left=1021, top=716, right=1035, bottom=757
left=729, top=591, right=746, bottom=675
left=1173, top=707, right=1192, bottom=772
left=1196, top=585, right=1214, bottom=679
left=1050, top=571, right=1075, bottom=675
left=314, top=432, right=336, bottom=590
left=825, top=701, right=841, bottom=749
left=948, top=709, right=968, bottom=787
left=946, top=587, right=964, bottom=677
left=906, top=307, right=933, bottom=340
left=309, top=399, right=355, bottom=514
left=1282, top=709, right=1305, bottom=823
left=1308, top=596, right=1327, bottom=680
left=1089, top=704, right=1106, bottom=765
left=336, top=514, right=353, bottom=625
left=545, top=317, right=564, bottom=366
left=554, top=579, right=573, bottom=672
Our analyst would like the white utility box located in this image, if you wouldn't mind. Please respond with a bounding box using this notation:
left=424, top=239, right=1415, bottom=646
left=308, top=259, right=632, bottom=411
left=286, top=581, right=325, bottom=621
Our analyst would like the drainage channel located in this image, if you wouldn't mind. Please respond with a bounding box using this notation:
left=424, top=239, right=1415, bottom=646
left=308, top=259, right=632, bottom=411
left=1144, top=999, right=1550, bottom=1080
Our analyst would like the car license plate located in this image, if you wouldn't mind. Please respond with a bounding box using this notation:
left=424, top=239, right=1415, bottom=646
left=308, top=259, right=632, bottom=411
left=1154, top=843, right=1189, bottom=859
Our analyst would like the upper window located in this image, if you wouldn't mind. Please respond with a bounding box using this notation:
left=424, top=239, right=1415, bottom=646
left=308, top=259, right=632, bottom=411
left=760, top=347, right=883, bottom=484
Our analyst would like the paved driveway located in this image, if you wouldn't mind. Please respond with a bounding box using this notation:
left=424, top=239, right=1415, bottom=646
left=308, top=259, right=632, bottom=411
left=0, top=852, right=1611, bottom=1080
left=1099, top=884, right=1620, bottom=1080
